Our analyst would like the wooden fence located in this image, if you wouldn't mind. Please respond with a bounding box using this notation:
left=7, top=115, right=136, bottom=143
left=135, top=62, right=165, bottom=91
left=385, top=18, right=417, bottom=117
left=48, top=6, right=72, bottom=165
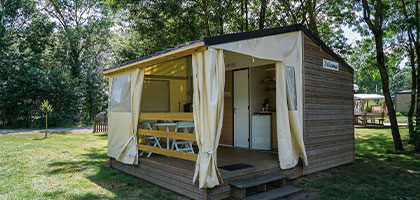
left=93, top=112, right=108, bottom=133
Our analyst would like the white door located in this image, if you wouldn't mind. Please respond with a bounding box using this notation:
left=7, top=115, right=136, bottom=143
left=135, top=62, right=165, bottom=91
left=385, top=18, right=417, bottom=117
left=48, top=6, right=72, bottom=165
left=234, top=69, right=249, bottom=148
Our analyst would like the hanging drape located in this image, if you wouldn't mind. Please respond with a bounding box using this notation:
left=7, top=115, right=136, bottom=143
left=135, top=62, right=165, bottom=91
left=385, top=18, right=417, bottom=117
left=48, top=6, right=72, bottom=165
left=192, top=48, right=225, bottom=189
left=275, top=62, right=307, bottom=169
left=107, top=69, right=145, bottom=165
left=210, top=31, right=307, bottom=169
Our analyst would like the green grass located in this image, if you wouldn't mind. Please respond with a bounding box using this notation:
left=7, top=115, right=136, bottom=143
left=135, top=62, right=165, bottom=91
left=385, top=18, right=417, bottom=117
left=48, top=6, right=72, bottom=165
left=0, top=132, right=176, bottom=199
left=383, top=116, right=409, bottom=124
left=1, top=129, right=419, bottom=199
left=299, top=128, right=420, bottom=199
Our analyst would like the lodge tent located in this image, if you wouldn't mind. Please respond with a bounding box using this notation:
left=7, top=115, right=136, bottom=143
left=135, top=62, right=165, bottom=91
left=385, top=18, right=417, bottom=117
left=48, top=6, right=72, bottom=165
left=104, top=24, right=355, bottom=199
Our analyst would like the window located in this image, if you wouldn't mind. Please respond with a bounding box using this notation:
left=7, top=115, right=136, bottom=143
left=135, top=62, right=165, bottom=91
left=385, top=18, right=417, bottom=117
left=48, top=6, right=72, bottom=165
left=286, top=66, right=297, bottom=111
left=110, top=74, right=131, bottom=112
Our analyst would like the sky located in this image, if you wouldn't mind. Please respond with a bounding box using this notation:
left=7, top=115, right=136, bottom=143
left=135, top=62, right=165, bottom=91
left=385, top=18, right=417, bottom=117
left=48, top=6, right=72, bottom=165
left=342, top=26, right=362, bottom=45
left=342, top=25, right=408, bottom=69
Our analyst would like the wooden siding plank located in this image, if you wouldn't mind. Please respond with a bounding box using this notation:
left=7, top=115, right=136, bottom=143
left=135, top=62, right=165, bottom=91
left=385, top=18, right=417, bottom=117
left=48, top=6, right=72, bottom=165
left=304, top=109, right=354, bottom=115
left=306, top=143, right=354, bottom=156
left=304, top=67, right=353, bottom=81
left=305, top=129, right=354, bottom=139
left=305, top=104, right=354, bottom=110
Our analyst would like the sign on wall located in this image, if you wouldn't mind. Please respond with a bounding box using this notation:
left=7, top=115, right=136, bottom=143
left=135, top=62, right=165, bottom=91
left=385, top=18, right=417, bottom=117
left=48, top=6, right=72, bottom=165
left=323, top=59, right=339, bottom=71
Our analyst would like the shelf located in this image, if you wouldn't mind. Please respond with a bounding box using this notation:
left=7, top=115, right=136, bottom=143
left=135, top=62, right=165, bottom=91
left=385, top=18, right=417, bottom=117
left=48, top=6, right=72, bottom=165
left=260, top=80, right=275, bottom=84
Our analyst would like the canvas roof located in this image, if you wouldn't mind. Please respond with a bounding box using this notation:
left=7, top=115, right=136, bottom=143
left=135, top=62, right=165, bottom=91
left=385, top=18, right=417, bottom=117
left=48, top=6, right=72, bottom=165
left=354, top=94, right=384, bottom=100
left=354, top=84, right=359, bottom=91
left=104, top=24, right=354, bottom=76
left=395, top=90, right=411, bottom=94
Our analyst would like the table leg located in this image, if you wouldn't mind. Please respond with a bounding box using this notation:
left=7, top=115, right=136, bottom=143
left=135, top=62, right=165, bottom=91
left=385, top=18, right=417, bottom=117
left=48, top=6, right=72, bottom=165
left=166, top=126, right=170, bottom=150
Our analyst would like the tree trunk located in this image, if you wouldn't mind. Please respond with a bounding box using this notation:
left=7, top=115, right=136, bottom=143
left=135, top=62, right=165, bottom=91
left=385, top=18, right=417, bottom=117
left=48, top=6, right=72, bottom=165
left=408, top=48, right=416, bottom=139
left=374, top=33, right=404, bottom=151
left=218, top=0, right=224, bottom=35
left=362, top=0, right=404, bottom=151
left=45, top=114, right=48, bottom=138
left=245, top=0, right=248, bottom=31
left=241, top=0, right=244, bottom=32
left=201, top=0, right=211, bottom=36
left=259, top=0, right=267, bottom=29
left=306, top=0, right=319, bottom=37
left=415, top=44, right=420, bottom=127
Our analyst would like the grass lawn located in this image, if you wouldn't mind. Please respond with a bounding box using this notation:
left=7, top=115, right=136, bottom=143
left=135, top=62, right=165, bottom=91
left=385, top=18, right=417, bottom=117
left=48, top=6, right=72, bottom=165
left=0, top=131, right=177, bottom=199
left=298, top=128, right=420, bottom=199
left=0, top=129, right=419, bottom=199
left=383, top=116, right=409, bottom=124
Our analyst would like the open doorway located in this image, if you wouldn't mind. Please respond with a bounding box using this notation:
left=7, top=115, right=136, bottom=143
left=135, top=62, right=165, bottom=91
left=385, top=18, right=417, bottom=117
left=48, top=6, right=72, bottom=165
left=220, top=50, right=278, bottom=151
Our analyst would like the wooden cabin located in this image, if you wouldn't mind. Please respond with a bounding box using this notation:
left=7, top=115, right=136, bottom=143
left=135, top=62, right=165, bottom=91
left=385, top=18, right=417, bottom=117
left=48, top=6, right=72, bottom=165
left=104, top=24, right=354, bottom=200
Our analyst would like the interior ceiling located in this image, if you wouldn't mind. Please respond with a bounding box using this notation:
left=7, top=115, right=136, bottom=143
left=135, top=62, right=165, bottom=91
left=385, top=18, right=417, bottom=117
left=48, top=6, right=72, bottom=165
left=145, top=56, right=188, bottom=77
left=224, top=50, right=274, bottom=70
left=143, top=50, right=275, bottom=77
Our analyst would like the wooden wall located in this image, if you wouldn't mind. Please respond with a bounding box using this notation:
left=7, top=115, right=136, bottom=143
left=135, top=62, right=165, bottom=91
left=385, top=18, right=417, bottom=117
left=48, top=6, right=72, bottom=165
left=302, top=34, right=355, bottom=175
left=220, top=70, right=233, bottom=146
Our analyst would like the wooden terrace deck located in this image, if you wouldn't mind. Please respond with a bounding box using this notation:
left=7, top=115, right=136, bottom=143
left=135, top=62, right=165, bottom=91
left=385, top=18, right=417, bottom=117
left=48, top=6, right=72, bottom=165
left=110, top=146, right=303, bottom=199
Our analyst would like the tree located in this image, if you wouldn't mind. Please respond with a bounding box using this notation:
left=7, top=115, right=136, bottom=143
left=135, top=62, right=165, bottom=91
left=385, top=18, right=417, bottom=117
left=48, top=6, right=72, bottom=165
left=41, top=100, right=52, bottom=138
left=258, top=0, right=267, bottom=29
left=398, top=0, right=420, bottom=152
left=40, top=0, right=112, bottom=121
left=272, top=0, right=352, bottom=56
left=361, top=0, right=404, bottom=151
left=109, top=0, right=205, bottom=61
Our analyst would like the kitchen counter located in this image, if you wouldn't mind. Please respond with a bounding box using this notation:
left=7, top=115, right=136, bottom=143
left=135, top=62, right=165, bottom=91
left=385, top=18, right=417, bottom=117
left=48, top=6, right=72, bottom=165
left=253, top=111, right=276, bottom=115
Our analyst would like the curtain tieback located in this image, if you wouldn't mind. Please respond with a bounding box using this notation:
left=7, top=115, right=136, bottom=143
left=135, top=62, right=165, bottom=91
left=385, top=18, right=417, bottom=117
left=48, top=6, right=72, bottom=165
left=206, top=150, right=216, bottom=155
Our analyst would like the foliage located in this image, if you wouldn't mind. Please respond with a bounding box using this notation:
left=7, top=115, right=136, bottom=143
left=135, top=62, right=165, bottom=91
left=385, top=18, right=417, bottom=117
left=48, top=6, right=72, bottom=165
left=40, top=100, right=52, bottom=114
left=0, top=0, right=416, bottom=132
left=40, top=100, right=52, bottom=138
left=0, top=0, right=111, bottom=128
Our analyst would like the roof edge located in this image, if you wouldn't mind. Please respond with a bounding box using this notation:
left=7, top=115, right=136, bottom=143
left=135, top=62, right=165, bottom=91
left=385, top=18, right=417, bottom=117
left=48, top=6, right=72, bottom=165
left=103, top=41, right=205, bottom=76
left=204, top=24, right=354, bottom=74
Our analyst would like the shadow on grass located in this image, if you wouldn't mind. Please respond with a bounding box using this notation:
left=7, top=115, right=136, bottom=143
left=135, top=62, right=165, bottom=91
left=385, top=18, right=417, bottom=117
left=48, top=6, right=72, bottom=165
left=300, top=130, right=420, bottom=199
left=45, top=147, right=176, bottom=199
left=94, top=133, right=108, bottom=138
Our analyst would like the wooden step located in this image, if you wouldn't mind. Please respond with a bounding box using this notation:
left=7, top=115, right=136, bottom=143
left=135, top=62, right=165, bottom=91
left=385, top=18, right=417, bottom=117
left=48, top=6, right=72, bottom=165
left=243, top=185, right=302, bottom=200
left=230, top=173, right=287, bottom=189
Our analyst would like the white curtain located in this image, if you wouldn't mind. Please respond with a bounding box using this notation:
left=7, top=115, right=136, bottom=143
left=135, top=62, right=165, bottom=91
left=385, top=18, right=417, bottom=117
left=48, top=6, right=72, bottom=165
left=276, top=62, right=307, bottom=168
left=108, top=69, right=145, bottom=165
left=192, top=48, right=225, bottom=189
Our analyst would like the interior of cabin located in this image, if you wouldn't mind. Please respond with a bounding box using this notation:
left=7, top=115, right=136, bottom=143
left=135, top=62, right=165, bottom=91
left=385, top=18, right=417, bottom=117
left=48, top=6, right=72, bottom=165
left=138, top=50, right=286, bottom=172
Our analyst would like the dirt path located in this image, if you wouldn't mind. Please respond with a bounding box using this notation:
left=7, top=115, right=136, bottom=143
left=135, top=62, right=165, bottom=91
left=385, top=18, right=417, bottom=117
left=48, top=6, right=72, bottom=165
left=0, top=127, right=93, bottom=134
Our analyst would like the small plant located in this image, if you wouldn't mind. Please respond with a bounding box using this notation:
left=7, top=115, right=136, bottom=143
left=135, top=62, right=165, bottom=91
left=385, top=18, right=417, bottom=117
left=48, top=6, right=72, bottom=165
left=41, top=100, right=52, bottom=139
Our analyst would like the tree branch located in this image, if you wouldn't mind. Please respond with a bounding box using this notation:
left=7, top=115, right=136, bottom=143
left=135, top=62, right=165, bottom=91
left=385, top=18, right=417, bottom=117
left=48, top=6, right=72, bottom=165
left=362, top=0, right=376, bottom=34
